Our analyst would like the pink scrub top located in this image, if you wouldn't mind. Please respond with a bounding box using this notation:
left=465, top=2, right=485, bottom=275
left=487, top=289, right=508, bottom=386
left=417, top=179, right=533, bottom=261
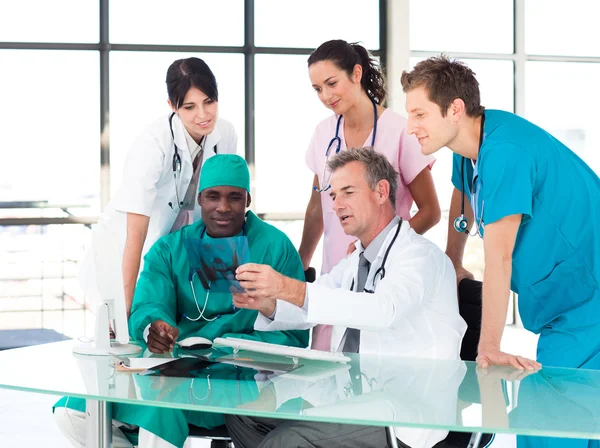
left=306, top=108, right=435, bottom=274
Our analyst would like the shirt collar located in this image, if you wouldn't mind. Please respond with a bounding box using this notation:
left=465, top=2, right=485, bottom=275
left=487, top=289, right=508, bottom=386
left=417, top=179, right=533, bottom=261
left=362, top=216, right=400, bottom=264
left=183, top=126, right=205, bottom=160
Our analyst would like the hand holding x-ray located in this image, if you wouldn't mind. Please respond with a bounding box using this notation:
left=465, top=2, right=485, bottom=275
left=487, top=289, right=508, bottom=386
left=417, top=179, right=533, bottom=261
left=231, top=263, right=286, bottom=316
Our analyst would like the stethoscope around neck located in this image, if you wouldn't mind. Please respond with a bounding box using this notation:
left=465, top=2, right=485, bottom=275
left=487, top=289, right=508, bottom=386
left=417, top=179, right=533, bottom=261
left=168, top=112, right=218, bottom=210
left=350, top=219, right=402, bottom=293
left=453, top=112, right=485, bottom=236
left=314, top=98, right=379, bottom=193
left=184, top=223, right=247, bottom=322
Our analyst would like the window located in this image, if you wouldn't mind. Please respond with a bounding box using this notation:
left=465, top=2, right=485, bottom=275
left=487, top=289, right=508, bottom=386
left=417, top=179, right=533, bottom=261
left=525, top=62, right=600, bottom=174
left=2, top=0, right=383, bottom=214
left=525, top=0, right=600, bottom=57
left=409, top=0, right=513, bottom=54
left=109, top=0, right=244, bottom=46
left=253, top=3, right=381, bottom=214
left=254, top=0, right=380, bottom=49
left=0, top=0, right=98, bottom=43
left=254, top=54, right=330, bottom=213
left=0, top=50, right=100, bottom=205
left=523, top=2, right=600, bottom=174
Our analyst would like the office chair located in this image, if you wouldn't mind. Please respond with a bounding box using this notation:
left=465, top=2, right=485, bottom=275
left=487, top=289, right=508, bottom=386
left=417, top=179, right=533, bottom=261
left=187, top=425, right=233, bottom=448
left=304, top=267, right=316, bottom=283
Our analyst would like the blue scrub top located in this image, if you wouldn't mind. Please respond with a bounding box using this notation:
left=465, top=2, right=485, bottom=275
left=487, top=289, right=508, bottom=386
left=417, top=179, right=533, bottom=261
left=451, top=110, right=600, bottom=333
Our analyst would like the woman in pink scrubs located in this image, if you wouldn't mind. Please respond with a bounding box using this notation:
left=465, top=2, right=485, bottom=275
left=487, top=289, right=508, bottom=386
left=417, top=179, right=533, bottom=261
left=299, top=40, right=441, bottom=276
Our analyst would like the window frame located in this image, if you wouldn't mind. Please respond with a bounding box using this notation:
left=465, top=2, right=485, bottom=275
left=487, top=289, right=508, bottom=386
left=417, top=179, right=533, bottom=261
left=0, top=0, right=387, bottom=215
left=409, top=0, right=600, bottom=122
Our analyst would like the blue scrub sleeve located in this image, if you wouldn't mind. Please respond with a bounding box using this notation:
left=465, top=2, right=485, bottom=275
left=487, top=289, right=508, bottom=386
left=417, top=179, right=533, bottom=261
left=480, top=143, right=535, bottom=226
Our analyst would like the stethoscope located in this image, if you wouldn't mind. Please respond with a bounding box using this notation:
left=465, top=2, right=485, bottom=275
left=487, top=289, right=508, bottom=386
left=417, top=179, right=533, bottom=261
left=189, top=366, right=242, bottom=405
left=314, top=98, right=379, bottom=193
left=349, top=219, right=402, bottom=293
left=453, top=112, right=485, bottom=237
left=168, top=112, right=218, bottom=210
left=184, top=224, right=247, bottom=322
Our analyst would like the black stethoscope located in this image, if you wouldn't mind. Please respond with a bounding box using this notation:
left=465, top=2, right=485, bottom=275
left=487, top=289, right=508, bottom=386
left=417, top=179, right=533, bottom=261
left=314, top=98, right=379, bottom=193
left=349, top=219, right=402, bottom=293
left=453, top=112, right=485, bottom=234
left=169, top=112, right=218, bottom=209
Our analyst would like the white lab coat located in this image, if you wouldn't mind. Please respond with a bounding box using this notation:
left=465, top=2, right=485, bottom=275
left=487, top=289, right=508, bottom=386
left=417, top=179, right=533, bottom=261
left=79, top=113, right=237, bottom=303
left=255, top=221, right=467, bottom=448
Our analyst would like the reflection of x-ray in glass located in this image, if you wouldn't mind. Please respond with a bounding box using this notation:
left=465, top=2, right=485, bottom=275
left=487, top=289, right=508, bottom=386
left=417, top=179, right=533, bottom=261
left=139, top=356, right=299, bottom=379
left=184, top=236, right=250, bottom=293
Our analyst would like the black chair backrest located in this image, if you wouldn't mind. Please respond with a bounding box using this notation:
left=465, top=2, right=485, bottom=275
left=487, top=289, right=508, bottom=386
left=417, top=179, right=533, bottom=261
left=457, top=278, right=483, bottom=362
left=305, top=267, right=316, bottom=283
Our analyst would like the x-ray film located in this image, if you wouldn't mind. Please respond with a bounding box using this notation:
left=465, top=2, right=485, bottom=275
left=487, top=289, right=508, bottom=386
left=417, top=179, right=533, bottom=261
left=184, top=235, right=250, bottom=293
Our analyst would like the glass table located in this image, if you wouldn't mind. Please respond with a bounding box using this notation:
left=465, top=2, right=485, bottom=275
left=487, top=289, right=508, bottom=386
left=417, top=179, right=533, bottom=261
left=0, top=341, right=599, bottom=447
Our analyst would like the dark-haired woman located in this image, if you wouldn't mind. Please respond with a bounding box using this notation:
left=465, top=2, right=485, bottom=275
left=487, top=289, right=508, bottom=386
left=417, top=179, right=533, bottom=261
left=299, top=40, right=441, bottom=350
left=80, top=57, right=237, bottom=316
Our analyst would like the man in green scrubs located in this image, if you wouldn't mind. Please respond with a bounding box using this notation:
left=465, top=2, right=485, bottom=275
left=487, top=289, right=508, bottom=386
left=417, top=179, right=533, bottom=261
left=54, top=154, right=308, bottom=448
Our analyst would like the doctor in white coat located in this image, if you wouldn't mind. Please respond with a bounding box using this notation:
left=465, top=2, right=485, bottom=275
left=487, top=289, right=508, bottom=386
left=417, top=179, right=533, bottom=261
left=227, top=147, right=466, bottom=448
left=80, top=57, right=237, bottom=315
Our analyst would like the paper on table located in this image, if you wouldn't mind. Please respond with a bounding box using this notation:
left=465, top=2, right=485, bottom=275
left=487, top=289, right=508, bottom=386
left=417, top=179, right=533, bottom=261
left=114, top=357, right=174, bottom=372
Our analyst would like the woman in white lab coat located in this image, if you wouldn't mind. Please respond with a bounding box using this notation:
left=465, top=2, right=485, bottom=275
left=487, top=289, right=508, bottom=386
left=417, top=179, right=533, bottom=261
left=80, top=57, right=237, bottom=316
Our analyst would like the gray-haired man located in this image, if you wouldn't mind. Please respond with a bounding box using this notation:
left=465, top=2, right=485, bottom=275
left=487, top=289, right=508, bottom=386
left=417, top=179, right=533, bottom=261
left=227, top=148, right=466, bottom=448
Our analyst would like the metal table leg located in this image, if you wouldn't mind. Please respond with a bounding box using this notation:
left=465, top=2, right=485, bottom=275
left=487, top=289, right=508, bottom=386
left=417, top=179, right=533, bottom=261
left=386, top=426, right=399, bottom=448
left=86, top=399, right=113, bottom=448
left=469, top=432, right=483, bottom=448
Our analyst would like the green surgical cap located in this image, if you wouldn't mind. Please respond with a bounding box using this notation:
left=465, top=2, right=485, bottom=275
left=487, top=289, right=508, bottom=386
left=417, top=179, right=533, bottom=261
left=198, top=154, right=250, bottom=194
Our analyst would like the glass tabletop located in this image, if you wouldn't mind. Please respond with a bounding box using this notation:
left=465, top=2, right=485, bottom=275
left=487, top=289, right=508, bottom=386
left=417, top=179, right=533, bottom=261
left=1, top=340, right=599, bottom=440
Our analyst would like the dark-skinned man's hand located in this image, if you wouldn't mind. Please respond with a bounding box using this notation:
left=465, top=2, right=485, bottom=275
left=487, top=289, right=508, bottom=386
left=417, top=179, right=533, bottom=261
left=148, top=320, right=179, bottom=354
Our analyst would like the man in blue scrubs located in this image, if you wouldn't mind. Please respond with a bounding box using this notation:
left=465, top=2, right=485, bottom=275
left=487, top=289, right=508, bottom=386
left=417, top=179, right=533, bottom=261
left=401, top=56, right=600, bottom=448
